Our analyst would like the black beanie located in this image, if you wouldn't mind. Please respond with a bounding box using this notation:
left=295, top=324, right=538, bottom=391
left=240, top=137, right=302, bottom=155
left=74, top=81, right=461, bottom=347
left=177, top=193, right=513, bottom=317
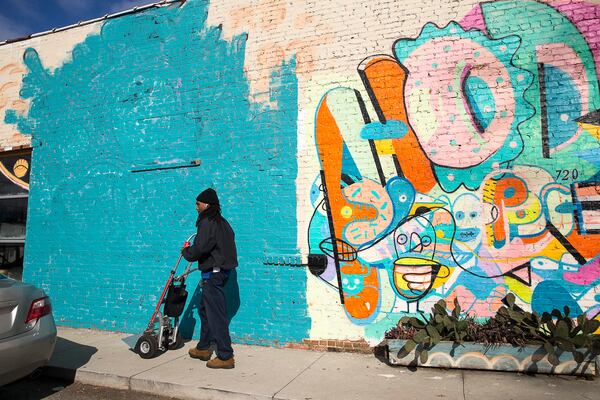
left=196, top=188, right=219, bottom=205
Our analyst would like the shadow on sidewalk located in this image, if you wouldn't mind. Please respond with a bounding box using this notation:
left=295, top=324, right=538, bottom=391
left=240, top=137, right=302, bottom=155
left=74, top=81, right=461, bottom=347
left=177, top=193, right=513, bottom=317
left=0, top=337, right=97, bottom=399
left=373, top=343, right=421, bottom=372
left=48, top=336, right=98, bottom=380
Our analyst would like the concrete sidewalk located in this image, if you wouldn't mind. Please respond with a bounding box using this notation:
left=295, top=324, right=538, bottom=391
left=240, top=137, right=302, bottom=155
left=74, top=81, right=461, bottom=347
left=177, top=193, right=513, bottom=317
left=46, top=327, right=600, bottom=400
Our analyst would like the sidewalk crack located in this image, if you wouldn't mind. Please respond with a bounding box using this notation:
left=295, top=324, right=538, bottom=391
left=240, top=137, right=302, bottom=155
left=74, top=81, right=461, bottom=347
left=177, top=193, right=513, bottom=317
left=271, top=353, right=325, bottom=400
left=461, top=370, right=466, bottom=400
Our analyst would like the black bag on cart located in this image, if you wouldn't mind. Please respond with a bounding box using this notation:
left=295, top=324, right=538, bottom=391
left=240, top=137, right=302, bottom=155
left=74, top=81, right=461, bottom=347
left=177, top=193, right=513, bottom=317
left=163, top=283, right=188, bottom=317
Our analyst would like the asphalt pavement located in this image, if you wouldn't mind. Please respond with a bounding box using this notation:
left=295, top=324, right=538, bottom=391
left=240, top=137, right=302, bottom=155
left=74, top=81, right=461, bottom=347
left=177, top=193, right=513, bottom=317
left=0, top=376, right=177, bottom=400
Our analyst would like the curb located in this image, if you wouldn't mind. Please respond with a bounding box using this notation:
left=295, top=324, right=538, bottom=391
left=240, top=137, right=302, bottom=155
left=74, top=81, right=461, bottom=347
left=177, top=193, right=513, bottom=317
left=45, top=366, right=130, bottom=391
left=45, top=365, right=283, bottom=400
left=130, top=377, right=272, bottom=400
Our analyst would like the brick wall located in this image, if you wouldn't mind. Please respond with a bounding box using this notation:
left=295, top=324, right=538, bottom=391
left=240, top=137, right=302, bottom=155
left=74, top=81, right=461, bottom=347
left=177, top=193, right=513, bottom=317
left=0, top=0, right=599, bottom=348
left=3, top=0, right=309, bottom=345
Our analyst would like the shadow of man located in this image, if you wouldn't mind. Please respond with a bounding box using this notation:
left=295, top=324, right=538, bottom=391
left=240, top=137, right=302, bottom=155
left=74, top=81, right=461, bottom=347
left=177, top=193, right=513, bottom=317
left=179, top=269, right=240, bottom=340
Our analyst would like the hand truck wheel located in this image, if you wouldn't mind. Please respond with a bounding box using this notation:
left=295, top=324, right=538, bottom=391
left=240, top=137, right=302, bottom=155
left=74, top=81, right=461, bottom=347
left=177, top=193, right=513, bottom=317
left=135, top=334, right=159, bottom=359
left=168, top=331, right=183, bottom=350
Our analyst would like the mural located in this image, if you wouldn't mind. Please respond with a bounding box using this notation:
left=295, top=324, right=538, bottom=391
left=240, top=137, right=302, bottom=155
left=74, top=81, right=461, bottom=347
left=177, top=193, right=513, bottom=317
left=1, top=0, right=600, bottom=346
left=307, top=0, right=600, bottom=328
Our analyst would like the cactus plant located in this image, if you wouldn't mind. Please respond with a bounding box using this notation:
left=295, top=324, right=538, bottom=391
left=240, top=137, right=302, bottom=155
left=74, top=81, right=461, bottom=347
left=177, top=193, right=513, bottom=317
left=388, top=294, right=600, bottom=365
left=395, top=298, right=471, bottom=362
left=495, top=294, right=600, bottom=365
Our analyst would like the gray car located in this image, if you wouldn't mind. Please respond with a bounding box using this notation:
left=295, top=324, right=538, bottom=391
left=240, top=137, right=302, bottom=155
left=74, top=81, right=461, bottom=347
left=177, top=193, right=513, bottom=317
left=0, top=273, right=56, bottom=386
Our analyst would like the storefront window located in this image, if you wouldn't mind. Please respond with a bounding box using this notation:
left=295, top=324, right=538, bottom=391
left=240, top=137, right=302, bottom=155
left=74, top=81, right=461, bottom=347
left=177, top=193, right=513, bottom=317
left=0, top=150, right=30, bottom=280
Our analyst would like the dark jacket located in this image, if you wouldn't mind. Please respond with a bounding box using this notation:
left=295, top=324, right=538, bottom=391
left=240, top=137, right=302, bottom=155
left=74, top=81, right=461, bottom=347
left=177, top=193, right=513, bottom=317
left=182, top=215, right=238, bottom=272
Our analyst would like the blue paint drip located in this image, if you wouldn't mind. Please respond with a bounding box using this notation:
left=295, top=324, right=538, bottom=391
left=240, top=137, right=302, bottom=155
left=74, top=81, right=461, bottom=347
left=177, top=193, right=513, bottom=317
left=3, top=109, right=18, bottom=124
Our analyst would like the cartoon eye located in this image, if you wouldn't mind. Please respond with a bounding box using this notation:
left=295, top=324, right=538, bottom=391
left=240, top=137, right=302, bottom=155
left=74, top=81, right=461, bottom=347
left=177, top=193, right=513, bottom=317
left=342, top=278, right=348, bottom=285
left=422, top=236, right=432, bottom=246
left=396, top=234, right=408, bottom=245
left=455, top=211, right=464, bottom=220
left=354, top=278, right=360, bottom=284
left=469, top=212, right=478, bottom=219
left=399, top=195, right=408, bottom=203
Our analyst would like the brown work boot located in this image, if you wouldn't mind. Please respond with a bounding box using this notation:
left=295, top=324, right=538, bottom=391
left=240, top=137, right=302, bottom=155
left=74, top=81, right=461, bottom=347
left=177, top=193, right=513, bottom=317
left=188, top=347, right=213, bottom=361
left=206, top=356, right=235, bottom=369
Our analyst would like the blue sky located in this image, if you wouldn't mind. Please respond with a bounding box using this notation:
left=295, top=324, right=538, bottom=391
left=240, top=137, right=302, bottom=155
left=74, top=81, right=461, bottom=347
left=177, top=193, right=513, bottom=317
left=0, top=0, right=155, bottom=41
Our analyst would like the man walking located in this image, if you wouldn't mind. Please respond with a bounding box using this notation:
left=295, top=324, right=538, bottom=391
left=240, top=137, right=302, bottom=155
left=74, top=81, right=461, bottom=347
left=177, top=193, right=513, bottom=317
left=182, top=188, right=238, bottom=369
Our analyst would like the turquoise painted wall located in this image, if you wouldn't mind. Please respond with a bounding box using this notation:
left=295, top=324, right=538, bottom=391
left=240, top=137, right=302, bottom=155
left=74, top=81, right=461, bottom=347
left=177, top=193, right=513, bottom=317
left=10, top=0, right=309, bottom=345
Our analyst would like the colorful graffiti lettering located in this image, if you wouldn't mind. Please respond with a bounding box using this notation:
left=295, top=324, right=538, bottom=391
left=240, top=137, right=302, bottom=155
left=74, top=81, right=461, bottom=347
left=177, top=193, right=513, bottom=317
left=308, top=0, right=600, bottom=325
